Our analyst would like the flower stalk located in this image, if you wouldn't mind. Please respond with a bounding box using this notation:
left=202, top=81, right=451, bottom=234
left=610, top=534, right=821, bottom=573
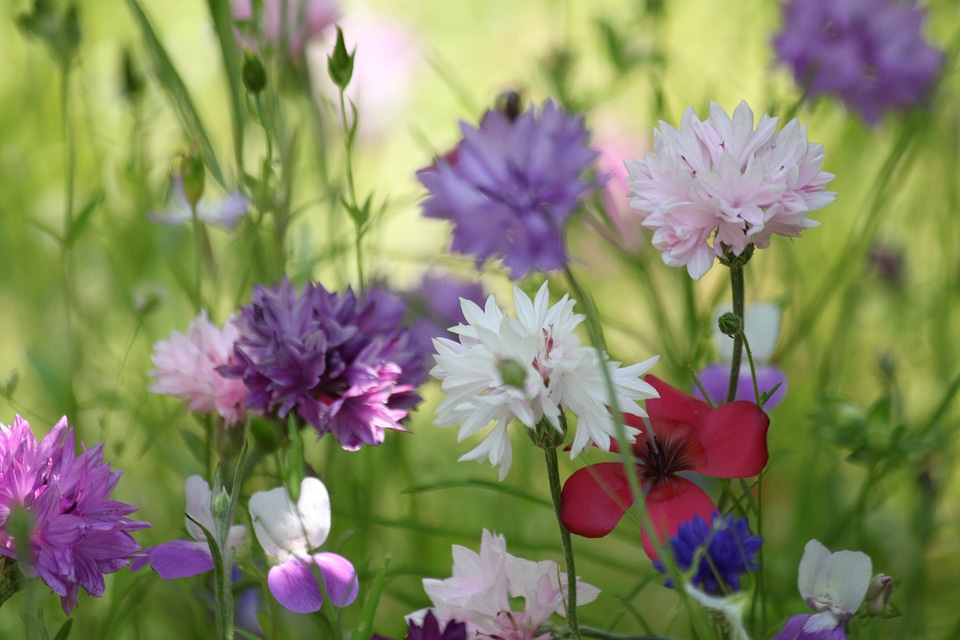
left=542, top=417, right=581, bottom=640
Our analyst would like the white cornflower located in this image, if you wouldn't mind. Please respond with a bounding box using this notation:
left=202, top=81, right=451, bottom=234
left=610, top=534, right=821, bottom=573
left=430, top=282, right=659, bottom=479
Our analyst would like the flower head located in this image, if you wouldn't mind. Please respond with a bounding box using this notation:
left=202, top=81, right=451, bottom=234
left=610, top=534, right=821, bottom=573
left=626, top=101, right=835, bottom=279
left=233, top=0, right=339, bottom=60
left=417, top=100, right=600, bottom=279
left=653, top=513, right=762, bottom=594
left=430, top=282, right=659, bottom=479
left=773, top=0, right=944, bottom=125
left=149, top=311, right=248, bottom=426
left=220, top=279, right=426, bottom=450
left=416, top=529, right=598, bottom=639
left=560, top=376, right=769, bottom=559
left=0, top=416, right=149, bottom=614
left=134, top=476, right=248, bottom=579
left=403, top=273, right=485, bottom=372
left=148, top=174, right=248, bottom=229
left=695, top=303, right=788, bottom=409
left=373, top=610, right=468, bottom=640
left=248, top=477, right=358, bottom=613
left=773, top=539, right=873, bottom=640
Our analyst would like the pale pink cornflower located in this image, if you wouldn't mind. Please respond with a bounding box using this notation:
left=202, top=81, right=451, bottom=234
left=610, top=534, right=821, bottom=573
left=626, top=100, right=835, bottom=279
left=149, top=311, right=248, bottom=426
left=412, top=529, right=599, bottom=640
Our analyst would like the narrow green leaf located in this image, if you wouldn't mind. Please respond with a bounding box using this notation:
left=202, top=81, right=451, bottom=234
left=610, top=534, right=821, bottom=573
left=401, top=479, right=551, bottom=508
left=65, top=189, right=104, bottom=248
left=350, top=558, right=390, bottom=640
left=205, top=0, right=245, bottom=176
left=124, top=0, right=225, bottom=187
left=51, top=619, right=72, bottom=640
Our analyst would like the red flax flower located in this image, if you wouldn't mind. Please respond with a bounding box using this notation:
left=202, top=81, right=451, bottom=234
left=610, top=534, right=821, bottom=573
left=560, top=376, right=769, bottom=559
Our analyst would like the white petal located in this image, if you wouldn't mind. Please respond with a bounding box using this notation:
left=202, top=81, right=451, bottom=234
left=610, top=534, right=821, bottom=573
left=183, top=475, right=214, bottom=541
left=797, top=539, right=872, bottom=617
left=249, top=477, right=332, bottom=559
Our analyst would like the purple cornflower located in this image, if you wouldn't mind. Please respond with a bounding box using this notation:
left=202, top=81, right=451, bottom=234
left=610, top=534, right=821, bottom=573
left=774, top=0, right=944, bottom=125
left=417, top=100, right=601, bottom=279
left=403, top=273, right=485, bottom=368
left=372, top=610, right=468, bottom=640
left=653, top=513, right=762, bottom=595
left=0, top=416, right=149, bottom=614
left=220, top=279, right=426, bottom=449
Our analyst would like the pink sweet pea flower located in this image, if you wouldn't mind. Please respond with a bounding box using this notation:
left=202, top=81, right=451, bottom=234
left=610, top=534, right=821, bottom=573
left=559, top=375, right=769, bottom=559
left=248, top=477, right=358, bottom=613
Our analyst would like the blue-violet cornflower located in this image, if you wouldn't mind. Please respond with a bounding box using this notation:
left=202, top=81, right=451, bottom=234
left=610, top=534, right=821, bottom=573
left=220, top=279, right=427, bottom=449
left=0, top=416, right=149, bottom=614
left=417, top=100, right=600, bottom=279
left=653, top=513, right=762, bottom=595
left=773, top=0, right=944, bottom=125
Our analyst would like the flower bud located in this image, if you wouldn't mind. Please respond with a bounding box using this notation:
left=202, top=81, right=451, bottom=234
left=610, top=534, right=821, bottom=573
left=865, top=573, right=893, bottom=617
left=717, top=312, right=742, bottom=338
left=495, top=90, right=524, bottom=122
left=327, top=26, right=355, bottom=90
left=179, top=152, right=205, bottom=210
left=242, top=49, right=267, bottom=95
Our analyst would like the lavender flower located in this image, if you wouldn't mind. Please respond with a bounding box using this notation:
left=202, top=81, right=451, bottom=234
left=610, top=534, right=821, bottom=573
left=417, top=100, right=600, bottom=279
left=403, top=273, right=485, bottom=369
left=232, top=0, right=339, bottom=60
left=220, top=279, right=426, bottom=450
left=774, top=0, right=944, bottom=125
left=0, top=416, right=149, bottom=614
left=654, top=513, right=762, bottom=595
left=148, top=174, right=248, bottom=229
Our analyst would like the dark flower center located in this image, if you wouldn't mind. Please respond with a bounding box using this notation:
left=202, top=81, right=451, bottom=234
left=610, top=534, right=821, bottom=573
left=638, top=432, right=695, bottom=482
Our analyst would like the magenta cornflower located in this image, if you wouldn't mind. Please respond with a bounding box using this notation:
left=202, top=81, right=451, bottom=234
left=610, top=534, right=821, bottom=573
left=626, top=100, right=836, bottom=279
left=417, top=100, right=601, bottom=279
left=774, top=0, right=944, bottom=125
left=220, top=279, right=427, bottom=450
left=0, top=416, right=149, bottom=614
left=149, top=310, right=248, bottom=427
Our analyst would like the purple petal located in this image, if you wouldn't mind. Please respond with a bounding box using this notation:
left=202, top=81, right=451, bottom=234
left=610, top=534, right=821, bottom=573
left=314, top=551, right=359, bottom=607
left=694, top=364, right=787, bottom=409
left=143, top=540, right=214, bottom=578
left=267, top=559, right=324, bottom=613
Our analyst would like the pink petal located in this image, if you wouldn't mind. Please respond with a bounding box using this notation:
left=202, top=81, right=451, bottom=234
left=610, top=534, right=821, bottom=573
left=642, top=476, right=717, bottom=560
left=560, top=462, right=635, bottom=538
left=690, top=400, right=769, bottom=477
left=314, top=552, right=359, bottom=607
left=268, top=560, right=324, bottom=613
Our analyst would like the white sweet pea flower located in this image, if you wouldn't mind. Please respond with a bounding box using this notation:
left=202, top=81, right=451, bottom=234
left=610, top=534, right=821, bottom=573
left=684, top=584, right=752, bottom=640
left=430, top=282, right=659, bottom=479
left=773, top=539, right=873, bottom=640
left=248, top=477, right=358, bottom=613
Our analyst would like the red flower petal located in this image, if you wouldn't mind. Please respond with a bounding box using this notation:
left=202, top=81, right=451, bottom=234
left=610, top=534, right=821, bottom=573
left=641, top=476, right=717, bottom=560
left=644, top=375, right=769, bottom=478
left=560, top=462, right=636, bottom=538
left=645, top=375, right=712, bottom=426
left=690, top=400, right=769, bottom=477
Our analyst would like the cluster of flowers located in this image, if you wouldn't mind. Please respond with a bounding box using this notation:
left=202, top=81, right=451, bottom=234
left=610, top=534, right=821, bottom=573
left=150, top=277, right=486, bottom=450
left=0, top=417, right=148, bottom=613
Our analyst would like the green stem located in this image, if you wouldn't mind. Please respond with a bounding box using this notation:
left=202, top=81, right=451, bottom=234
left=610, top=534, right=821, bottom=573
left=725, top=264, right=745, bottom=403
left=544, top=446, right=581, bottom=640
left=192, top=204, right=203, bottom=314
left=337, top=87, right=365, bottom=293
left=59, top=62, right=78, bottom=418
